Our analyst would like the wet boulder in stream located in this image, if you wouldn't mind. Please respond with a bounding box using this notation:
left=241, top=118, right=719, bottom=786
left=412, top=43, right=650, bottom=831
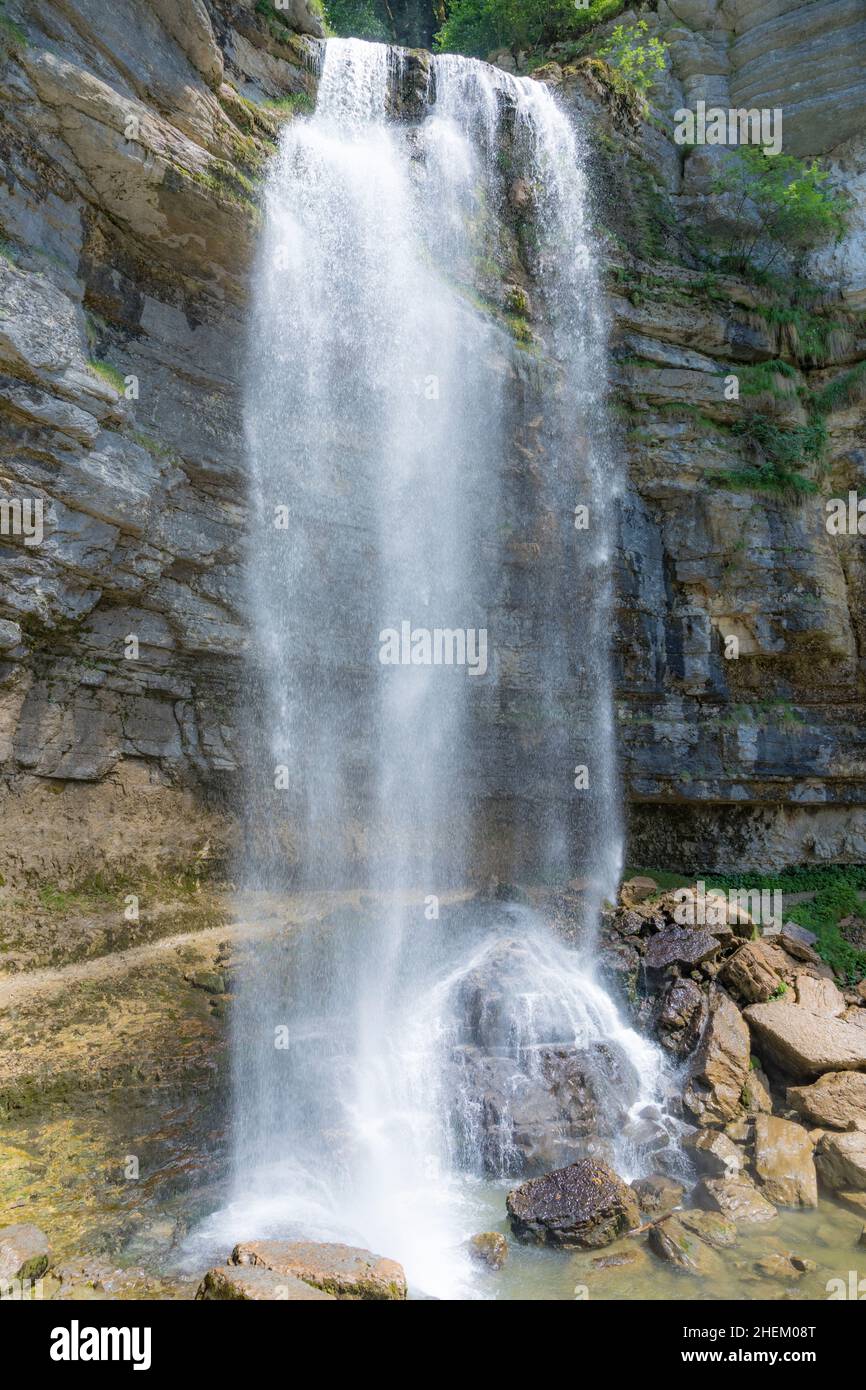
left=506, top=1157, right=641, bottom=1248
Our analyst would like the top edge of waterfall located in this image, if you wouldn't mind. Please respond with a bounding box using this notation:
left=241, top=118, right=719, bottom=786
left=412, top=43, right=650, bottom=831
left=307, top=33, right=559, bottom=113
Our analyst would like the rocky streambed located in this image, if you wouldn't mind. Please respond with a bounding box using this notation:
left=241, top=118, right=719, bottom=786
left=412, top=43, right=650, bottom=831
left=1, top=879, right=865, bottom=1301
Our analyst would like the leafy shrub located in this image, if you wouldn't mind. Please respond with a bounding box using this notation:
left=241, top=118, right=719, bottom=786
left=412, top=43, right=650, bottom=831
left=596, top=19, right=667, bottom=107
left=322, top=0, right=390, bottom=41
left=731, top=412, right=826, bottom=470
left=435, top=0, right=624, bottom=59
left=711, top=147, right=849, bottom=272
left=707, top=411, right=826, bottom=499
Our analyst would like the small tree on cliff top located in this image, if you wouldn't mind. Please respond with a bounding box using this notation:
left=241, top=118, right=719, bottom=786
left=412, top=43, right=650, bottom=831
left=596, top=20, right=668, bottom=108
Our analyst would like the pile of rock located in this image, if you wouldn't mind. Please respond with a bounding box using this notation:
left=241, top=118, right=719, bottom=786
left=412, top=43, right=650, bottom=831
left=603, top=878, right=866, bottom=1156
left=498, top=875, right=861, bottom=1271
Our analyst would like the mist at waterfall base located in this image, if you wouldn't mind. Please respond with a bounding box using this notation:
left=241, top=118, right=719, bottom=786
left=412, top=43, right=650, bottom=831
left=192, top=40, right=677, bottom=1299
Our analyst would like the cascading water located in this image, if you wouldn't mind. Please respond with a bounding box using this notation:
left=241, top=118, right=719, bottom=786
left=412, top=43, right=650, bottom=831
left=209, top=38, right=675, bottom=1299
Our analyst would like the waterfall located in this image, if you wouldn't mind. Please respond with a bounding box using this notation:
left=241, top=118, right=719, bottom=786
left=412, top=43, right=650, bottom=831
left=217, top=38, right=671, bottom=1300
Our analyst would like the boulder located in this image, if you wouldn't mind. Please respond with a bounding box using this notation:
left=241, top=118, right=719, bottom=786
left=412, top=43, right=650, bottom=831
left=449, top=1039, right=640, bottom=1175
left=506, top=1158, right=640, bottom=1249
left=744, top=1001, right=866, bottom=1079
left=614, top=908, right=646, bottom=936
left=725, top=1117, right=751, bottom=1143
left=657, top=977, right=707, bottom=1058
left=195, top=1266, right=334, bottom=1301
left=719, top=941, right=782, bottom=1003
left=447, top=935, right=644, bottom=1174
left=693, top=1174, right=778, bottom=1224
left=647, top=1214, right=716, bottom=1275
left=621, top=875, right=659, bottom=904
left=644, top=929, right=721, bottom=972
left=754, top=1253, right=813, bottom=1280
left=230, top=1240, right=406, bottom=1300
left=779, top=923, right=820, bottom=963
left=742, top=1063, right=773, bottom=1114
left=631, top=1174, right=685, bottom=1217
left=752, top=1115, right=817, bottom=1208
left=0, top=1224, right=50, bottom=1284
left=684, top=988, right=751, bottom=1125
left=836, top=1191, right=866, bottom=1217
left=679, top=1208, right=738, bottom=1248
left=787, top=1071, right=866, bottom=1132
left=467, top=1233, right=508, bottom=1270
left=795, top=974, right=846, bottom=1017
left=815, top=1131, right=866, bottom=1193
left=684, top=1129, right=744, bottom=1179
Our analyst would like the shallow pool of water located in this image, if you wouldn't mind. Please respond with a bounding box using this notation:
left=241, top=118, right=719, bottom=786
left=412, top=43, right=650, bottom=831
left=3, top=1093, right=863, bottom=1301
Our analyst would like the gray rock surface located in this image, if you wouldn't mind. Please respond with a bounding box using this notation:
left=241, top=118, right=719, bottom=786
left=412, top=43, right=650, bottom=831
left=0, top=1, right=864, bottom=886
left=0, top=1222, right=50, bottom=1283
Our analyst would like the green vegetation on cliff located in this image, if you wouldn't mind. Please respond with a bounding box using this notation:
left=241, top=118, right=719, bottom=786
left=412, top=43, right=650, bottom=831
left=712, top=149, right=849, bottom=275
left=595, top=20, right=667, bottom=110
left=323, top=0, right=389, bottom=41
left=711, top=413, right=826, bottom=499
left=435, top=0, right=624, bottom=57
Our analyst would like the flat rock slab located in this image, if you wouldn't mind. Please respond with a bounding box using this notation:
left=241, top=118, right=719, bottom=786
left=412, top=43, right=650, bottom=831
left=795, top=975, right=846, bottom=1017
left=787, top=1071, right=866, bottom=1131
left=0, top=1223, right=50, bottom=1283
left=744, top=1001, right=866, bottom=1079
left=507, top=1158, right=640, bottom=1249
left=196, top=1267, right=335, bottom=1301
left=231, top=1240, right=407, bottom=1301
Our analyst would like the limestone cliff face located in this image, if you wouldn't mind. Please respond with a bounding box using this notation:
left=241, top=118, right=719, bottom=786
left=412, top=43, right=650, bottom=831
left=562, top=0, right=866, bottom=870
left=0, top=0, right=318, bottom=883
left=0, top=0, right=864, bottom=885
